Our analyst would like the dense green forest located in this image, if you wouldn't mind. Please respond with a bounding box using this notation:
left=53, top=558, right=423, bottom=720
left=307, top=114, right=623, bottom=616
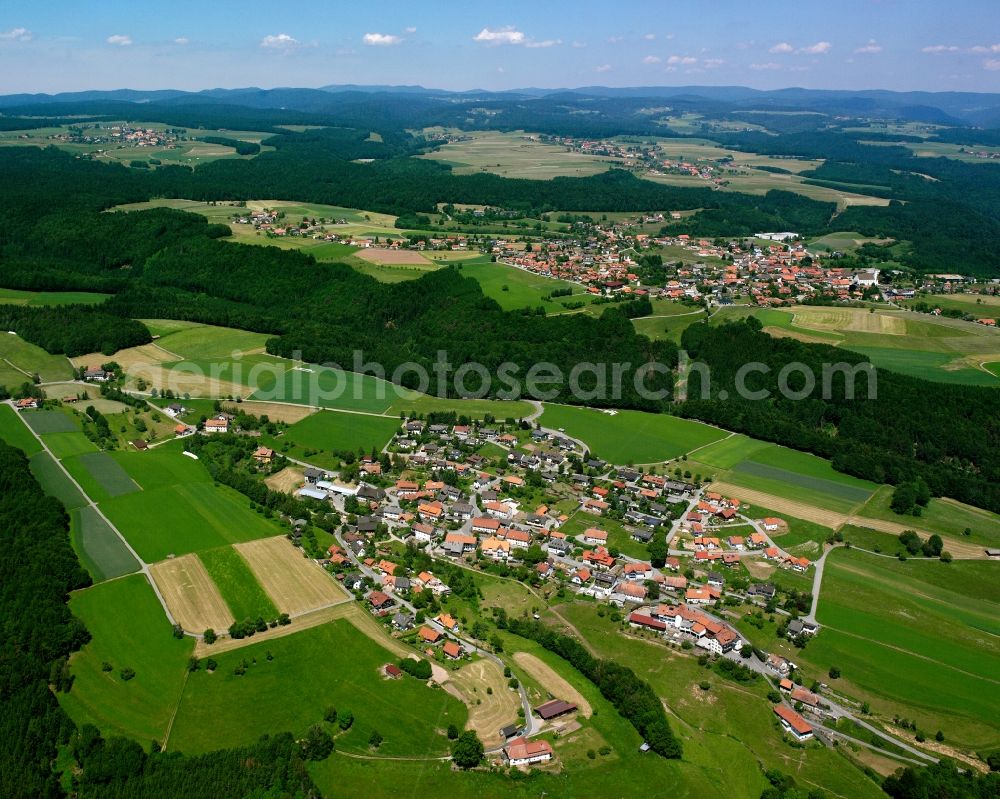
left=0, top=438, right=320, bottom=798
left=677, top=318, right=1000, bottom=513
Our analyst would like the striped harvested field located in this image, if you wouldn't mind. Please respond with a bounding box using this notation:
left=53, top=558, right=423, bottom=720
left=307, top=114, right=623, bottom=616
left=149, top=554, right=234, bottom=633
left=235, top=536, right=348, bottom=615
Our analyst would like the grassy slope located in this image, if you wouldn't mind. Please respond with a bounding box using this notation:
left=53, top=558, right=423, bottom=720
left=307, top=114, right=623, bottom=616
left=59, top=574, right=193, bottom=743
left=265, top=410, right=400, bottom=465
left=859, top=485, right=1000, bottom=547
left=0, top=333, right=74, bottom=381
left=0, top=403, right=43, bottom=455
left=538, top=403, right=726, bottom=464
left=168, top=620, right=466, bottom=756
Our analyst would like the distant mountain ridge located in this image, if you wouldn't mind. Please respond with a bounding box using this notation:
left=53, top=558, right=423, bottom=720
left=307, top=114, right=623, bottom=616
left=3, top=84, right=1000, bottom=127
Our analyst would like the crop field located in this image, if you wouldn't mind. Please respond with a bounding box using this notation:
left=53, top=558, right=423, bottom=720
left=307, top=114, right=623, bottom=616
left=198, top=545, right=279, bottom=621
left=153, top=323, right=270, bottom=360
left=730, top=461, right=873, bottom=510
left=0, top=333, right=73, bottom=381
left=40, top=430, right=98, bottom=459
left=386, top=393, right=533, bottom=420
left=70, top=506, right=140, bottom=582
left=420, top=130, right=618, bottom=179
left=149, top=554, right=235, bottom=633
left=59, top=574, right=193, bottom=743
left=456, top=258, right=592, bottom=312
left=269, top=410, right=400, bottom=462
left=538, top=403, right=727, bottom=464
left=901, top=292, right=1000, bottom=320
left=66, top=452, right=139, bottom=498
left=354, top=247, right=432, bottom=265
left=347, top=257, right=443, bottom=282
left=447, top=659, right=521, bottom=748
left=847, top=346, right=1000, bottom=385
left=168, top=620, right=466, bottom=756
left=0, top=404, right=43, bottom=455
left=807, top=231, right=896, bottom=252
left=235, top=536, right=347, bottom=615
left=807, top=549, right=1000, bottom=750
left=20, top=409, right=78, bottom=434
left=29, top=452, right=87, bottom=510
left=689, top=434, right=773, bottom=469
left=0, top=287, right=110, bottom=306
left=632, top=309, right=707, bottom=342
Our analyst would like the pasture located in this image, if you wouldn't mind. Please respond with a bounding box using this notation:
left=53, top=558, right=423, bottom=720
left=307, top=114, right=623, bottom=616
left=269, top=410, right=400, bottom=463
left=149, top=554, right=235, bottom=633
left=807, top=549, right=1000, bottom=750
left=858, top=485, right=1000, bottom=548
left=386, top=393, right=533, bottom=420
left=0, top=333, right=74, bottom=381
left=420, top=130, right=618, bottom=179
left=70, top=506, right=140, bottom=582
left=21, top=409, right=78, bottom=434
left=168, top=621, right=466, bottom=756
left=347, top=257, right=442, bottom=283
left=235, top=536, right=348, bottom=615
left=512, top=652, right=593, bottom=718
left=199, top=545, right=279, bottom=621
left=40, top=431, right=98, bottom=459
left=0, top=403, right=43, bottom=455
left=456, top=258, right=591, bottom=312
left=0, top=287, right=109, bottom=306
left=29, top=452, right=87, bottom=510
left=252, top=363, right=409, bottom=413
left=153, top=323, right=270, bottom=360
left=59, top=575, right=193, bottom=744
left=538, top=403, right=727, bottom=464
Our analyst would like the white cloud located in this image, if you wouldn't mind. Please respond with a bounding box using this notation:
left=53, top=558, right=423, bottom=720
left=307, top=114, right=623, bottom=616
left=800, top=41, right=832, bottom=55
left=473, top=26, right=525, bottom=46
left=571, top=41, right=586, bottom=48
left=985, top=58, right=1000, bottom=71
left=855, top=39, right=882, bottom=54
left=922, top=44, right=959, bottom=54
left=642, top=55, right=661, bottom=64
left=769, top=42, right=794, bottom=54
left=703, top=58, right=725, bottom=68
left=607, top=36, right=623, bottom=44
left=971, top=43, right=1000, bottom=53
left=363, top=32, right=402, bottom=46
left=595, top=63, right=612, bottom=73
left=174, top=37, right=189, bottom=45
left=106, top=34, right=132, bottom=47
left=750, top=62, right=782, bottom=71
left=525, top=38, right=561, bottom=48
left=0, top=27, right=32, bottom=42
left=405, top=27, right=417, bottom=34
left=666, top=55, right=697, bottom=65
left=260, top=33, right=299, bottom=50
left=643, top=33, right=656, bottom=40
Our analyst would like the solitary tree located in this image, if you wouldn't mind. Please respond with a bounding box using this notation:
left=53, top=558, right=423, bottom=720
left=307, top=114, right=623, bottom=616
left=451, top=731, right=484, bottom=769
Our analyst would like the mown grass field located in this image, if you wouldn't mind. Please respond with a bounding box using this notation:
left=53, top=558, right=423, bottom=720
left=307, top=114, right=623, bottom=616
left=454, top=257, right=592, bottom=311
left=266, top=410, right=400, bottom=464
left=0, top=403, right=43, bottom=455
left=807, top=548, right=1000, bottom=750
left=538, top=403, right=727, bottom=464
left=0, top=287, right=110, bottom=306
left=59, top=574, right=193, bottom=744
left=41, top=430, right=98, bottom=460
left=21, top=409, right=78, bottom=434
left=858, top=485, right=1000, bottom=548
left=0, top=333, right=74, bottom=381
left=168, top=620, right=467, bottom=756
left=251, top=362, right=409, bottom=413
left=154, top=324, right=270, bottom=360
left=101, top=443, right=285, bottom=561
left=70, top=505, right=140, bottom=582
left=386, top=393, right=533, bottom=420
left=29, top=451, right=87, bottom=510
left=198, top=545, right=279, bottom=621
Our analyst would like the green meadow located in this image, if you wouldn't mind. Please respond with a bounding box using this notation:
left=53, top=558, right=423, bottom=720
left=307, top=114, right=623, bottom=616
left=21, top=409, right=78, bottom=434
left=0, top=333, right=74, bottom=381
left=0, top=287, right=110, bottom=306
left=266, top=410, right=401, bottom=464
left=251, top=363, right=408, bottom=413
left=858, top=485, right=1000, bottom=548
left=454, top=258, right=591, bottom=312
left=805, top=549, right=1000, bottom=750
left=0, top=403, right=43, bottom=455
left=154, top=323, right=270, bottom=360
left=538, top=403, right=727, bottom=464
left=198, top=546, right=278, bottom=621
left=40, top=430, right=98, bottom=460
left=59, top=574, right=193, bottom=744
left=68, top=451, right=142, bottom=500
left=29, top=452, right=87, bottom=510
left=70, top=505, right=140, bottom=582
left=168, top=621, right=467, bottom=756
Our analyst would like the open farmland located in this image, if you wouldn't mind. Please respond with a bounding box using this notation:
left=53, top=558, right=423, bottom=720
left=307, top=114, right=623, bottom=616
left=457, top=257, right=594, bottom=312
left=252, top=363, right=410, bottom=413
left=168, top=621, right=466, bottom=756
left=806, top=548, right=1000, bottom=750
left=420, top=130, right=619, bottom=179
left=69, top=451, right=141, bottom=499
left=198, top=545, right=279, bottom=622
left=70, top=506, right=141, bottom=582
left=29, top=452, right=88, bottom=510
left=268, top=410, right=400, bottom=465
left=0, top=403, right=43, bottom=455
left=0, top=287, right=109, bottom=306
left=20, top=409, right=78, bottom=434
left=235, top=536, right=348, bottom=615
left=0, top=333, right=73, bottom=381
left=513, top=652, right=593, bottom=717
left=149, top=554, right=235, bottom=633
left=538, top=403, right=727, bottom=464
left=858, top=485, right=1000, bottom=548
left=59, top=574, right=193, bottom=743
left=447, top=659, right=521, bottom=748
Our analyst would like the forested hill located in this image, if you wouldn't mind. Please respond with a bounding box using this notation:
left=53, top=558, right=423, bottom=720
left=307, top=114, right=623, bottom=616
left=0, top=439, right=320, bottom=798
left=677, top=318, right=1000, bottom=514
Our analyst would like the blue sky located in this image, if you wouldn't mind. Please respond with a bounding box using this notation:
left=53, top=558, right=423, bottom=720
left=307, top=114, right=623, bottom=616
left=1, top=1, right=999, bottom=94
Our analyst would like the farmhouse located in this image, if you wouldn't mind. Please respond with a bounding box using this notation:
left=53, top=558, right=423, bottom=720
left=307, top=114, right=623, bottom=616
left=503, top=737, right=553, bottom=767
left=15, top=398, right=38, bottom=410
left=535, top=699, right=577, bottom=721
left=252, top=446, right=274, bottom=464
left=773, top=705, right=813, bottom=741
left=204, top=415, right=229, bottom=433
